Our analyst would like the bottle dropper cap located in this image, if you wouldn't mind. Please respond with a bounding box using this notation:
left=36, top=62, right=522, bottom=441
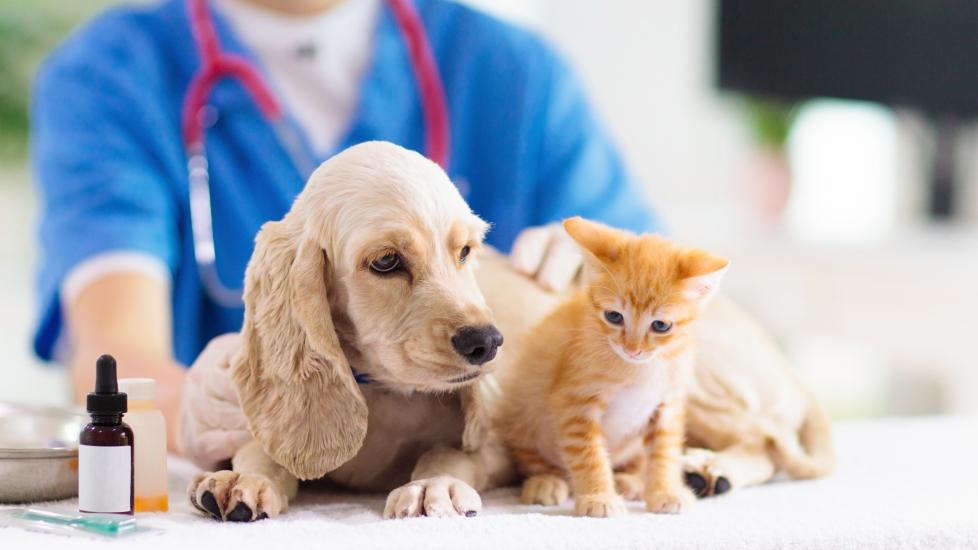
left=87, top=354, right=128, bottom=415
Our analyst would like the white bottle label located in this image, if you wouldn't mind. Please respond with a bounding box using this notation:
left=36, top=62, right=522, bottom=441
left=78, top=445, right=132, bottom=513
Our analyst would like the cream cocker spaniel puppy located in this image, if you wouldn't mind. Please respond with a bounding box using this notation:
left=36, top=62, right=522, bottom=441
left=187, top=141, right=512, bottom=521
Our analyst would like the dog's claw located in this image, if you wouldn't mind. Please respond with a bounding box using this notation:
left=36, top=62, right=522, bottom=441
left=226, top=501, right=253, bottom=522
left=200, top=490, right=222, bottom=519
left=714, top=476, right=731, bottom=495
left=684, top=472, right=709, bottom=498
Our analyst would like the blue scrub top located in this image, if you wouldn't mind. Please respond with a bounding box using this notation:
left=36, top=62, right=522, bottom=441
left=31, top=0, right=659, bottom=366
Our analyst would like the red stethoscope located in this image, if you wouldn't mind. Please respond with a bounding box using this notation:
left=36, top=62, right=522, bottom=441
left=181, top=0, right=450, bottom=307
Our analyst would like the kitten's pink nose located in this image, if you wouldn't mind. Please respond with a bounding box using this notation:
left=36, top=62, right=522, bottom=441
left=624, top=347, right=643, bottom=358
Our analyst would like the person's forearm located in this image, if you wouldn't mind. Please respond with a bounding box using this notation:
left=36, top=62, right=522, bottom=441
left=66, top=271, right=185, bottom=453
left=70, top=346, right=186, bottom=453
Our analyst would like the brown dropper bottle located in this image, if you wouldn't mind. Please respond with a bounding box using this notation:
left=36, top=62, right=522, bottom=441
left=78, top=354, right=135, bottom=514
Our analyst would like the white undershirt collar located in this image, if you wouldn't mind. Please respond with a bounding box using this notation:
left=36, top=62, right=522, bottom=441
left=211, top=0, right=383, bottom=155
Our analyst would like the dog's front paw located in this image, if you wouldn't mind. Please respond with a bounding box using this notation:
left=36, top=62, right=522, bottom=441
left=682, top=447, right=732, bottom=498
left=521, top=474, right=570, bottom=505
left=189, top=470, right=286, bottom=522
left=574, top=492, right=627, bottom=518
left=644, top=486, right=695, bottom=514
left=613, top=472, right=644, bottom=501
left=383, top=475, right=482, bottom=519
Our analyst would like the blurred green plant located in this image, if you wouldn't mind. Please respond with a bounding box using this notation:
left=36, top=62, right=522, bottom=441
left=744, top=98, right=799, bottom=149
left=0, top=1, right=114, bottom=162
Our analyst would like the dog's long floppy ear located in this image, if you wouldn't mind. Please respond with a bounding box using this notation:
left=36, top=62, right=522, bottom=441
left=231, top=220, right=368, bottom=480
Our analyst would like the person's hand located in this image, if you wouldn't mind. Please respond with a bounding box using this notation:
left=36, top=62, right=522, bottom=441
left=510, top=223, right=583, bottom=292
left=180, top=333, right=252, bottom=470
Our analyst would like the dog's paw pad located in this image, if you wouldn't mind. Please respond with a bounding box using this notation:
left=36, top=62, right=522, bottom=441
left=684, top=472, right=710, bottom=498
left=226, top=502, right=254, bottom=522
left=199, top=490, right=222, bottom=519
left=714, top=476, right=731, bottom=495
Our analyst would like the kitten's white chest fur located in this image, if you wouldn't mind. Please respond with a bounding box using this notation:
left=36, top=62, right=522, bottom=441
left=601, top=360, right=671, bottom=449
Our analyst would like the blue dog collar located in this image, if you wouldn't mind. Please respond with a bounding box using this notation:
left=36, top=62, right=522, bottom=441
left=352, top=369, right=373, bottom=385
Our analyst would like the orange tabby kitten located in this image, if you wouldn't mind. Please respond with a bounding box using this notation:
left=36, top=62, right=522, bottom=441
left=497, top=217, right=728, bottom=517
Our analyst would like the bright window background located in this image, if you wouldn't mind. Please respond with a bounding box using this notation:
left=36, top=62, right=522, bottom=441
left=786, top=101, right=900, bottom=246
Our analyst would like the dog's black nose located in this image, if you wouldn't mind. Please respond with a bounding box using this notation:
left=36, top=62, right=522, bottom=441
left=451, top=325, right=503, bottom=365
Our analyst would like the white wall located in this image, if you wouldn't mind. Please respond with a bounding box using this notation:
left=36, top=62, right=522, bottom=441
left=539, top=0, right=753, bottom=238
left=467, top=0, right=755, bottom=239
left=0, top=168, right=70, bottom=407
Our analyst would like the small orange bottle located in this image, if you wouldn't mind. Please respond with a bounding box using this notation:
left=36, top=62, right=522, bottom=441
left=118, top=378, right=169, bottom=512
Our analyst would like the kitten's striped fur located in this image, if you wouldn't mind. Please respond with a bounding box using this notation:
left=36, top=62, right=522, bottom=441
left=497, top=217, right=728, bottom=517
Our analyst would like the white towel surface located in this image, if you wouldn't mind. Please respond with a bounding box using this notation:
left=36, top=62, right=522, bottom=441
left=2, top=416, right=976, bottom=549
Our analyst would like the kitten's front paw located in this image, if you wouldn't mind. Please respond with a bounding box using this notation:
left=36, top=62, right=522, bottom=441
left=644, top=486, right=695, bottom=514
left=613, top=472, right=644, bottom=501
left=575, top=492, right=627, bottom=518
left=521, top=474, right=570, bottom=505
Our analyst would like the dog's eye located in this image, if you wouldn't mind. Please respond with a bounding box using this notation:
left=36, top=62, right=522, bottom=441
left=459, top=245, right=471, bottom=264
left=604, top=310, right=624, bottom=325
left=651, top=320, right=673, bottom=333
left=370, top=253, right=401, bottom=274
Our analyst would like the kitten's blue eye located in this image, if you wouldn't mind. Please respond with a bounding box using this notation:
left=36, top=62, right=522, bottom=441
left=651, top=320, right=673, bottom=333
left=604, top=311, right=624, bottom=325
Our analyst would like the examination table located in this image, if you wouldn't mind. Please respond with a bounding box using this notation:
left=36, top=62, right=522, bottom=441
left=1, top=416, right=975, bottom=549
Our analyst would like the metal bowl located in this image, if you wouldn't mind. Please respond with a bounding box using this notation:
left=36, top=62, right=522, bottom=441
left=0, top=402, right=86, bottom=503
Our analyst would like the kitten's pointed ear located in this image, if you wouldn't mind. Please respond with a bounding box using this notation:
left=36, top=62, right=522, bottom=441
left=679, top=250, right=729, bottom=307
left=562, top=216, right=625, bottom=263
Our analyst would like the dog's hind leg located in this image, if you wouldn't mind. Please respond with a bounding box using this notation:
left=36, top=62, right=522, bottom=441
left=189, top=440, right=299, bottom=521
left=683, top=444, right=776, bottom=498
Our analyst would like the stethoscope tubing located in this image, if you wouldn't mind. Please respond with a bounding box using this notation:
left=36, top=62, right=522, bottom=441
left=181, top=0, right=450, bottom=306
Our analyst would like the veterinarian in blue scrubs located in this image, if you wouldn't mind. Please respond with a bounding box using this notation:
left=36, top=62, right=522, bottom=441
left=31, top=0, right=658, bottom=448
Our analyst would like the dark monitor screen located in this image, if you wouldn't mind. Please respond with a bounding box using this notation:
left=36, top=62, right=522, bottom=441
left=717, top=0, right=978, bottom=116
